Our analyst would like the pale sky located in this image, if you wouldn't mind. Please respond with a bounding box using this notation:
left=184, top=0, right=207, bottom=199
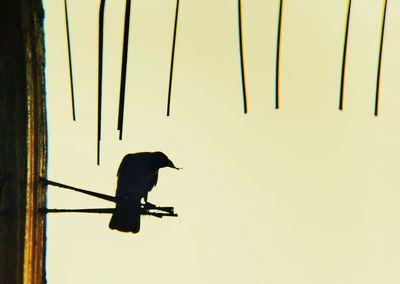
left=43, top=0, right=400, bottom=283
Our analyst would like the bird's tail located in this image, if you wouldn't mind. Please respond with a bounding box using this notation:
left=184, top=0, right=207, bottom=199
left=109, top=200, right=141, bottom=233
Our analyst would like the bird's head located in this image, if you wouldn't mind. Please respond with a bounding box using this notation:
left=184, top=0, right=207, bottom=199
left=154, top=152, right=181, bottom=170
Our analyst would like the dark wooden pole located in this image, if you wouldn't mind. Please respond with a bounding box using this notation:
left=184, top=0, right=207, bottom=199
left=0, top=0, right=47, bottom=283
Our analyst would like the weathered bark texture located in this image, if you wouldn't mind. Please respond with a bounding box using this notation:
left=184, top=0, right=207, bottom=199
left=0, top=0, right=47, bottom=283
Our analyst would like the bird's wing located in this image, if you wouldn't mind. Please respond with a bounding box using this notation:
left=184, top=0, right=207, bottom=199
left=148, top=170, right=158, bottom=192
left=116, top=171, right=158, bottom=197
left=115, top=153, right=159, bottom=200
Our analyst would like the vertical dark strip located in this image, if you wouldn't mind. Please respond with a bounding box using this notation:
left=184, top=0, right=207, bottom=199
left=375, top=0, right=388, bottom=116
left=275, top=0, right=283, bottom=109
left=166, top=0, right=180, bottom=116
left=97, top=0, right=106, bottom=165
left=0, top=1, right=47, bottom=282
left=339, top=0, right=352, bottom=111
left=64, top=0, right=76, bottom=121
left=238, top=0, right=248, bottom=113
left=117, top=0, right=132, bottom=140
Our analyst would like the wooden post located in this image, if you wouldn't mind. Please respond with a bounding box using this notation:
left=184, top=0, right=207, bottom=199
left=0, top=0, right=47, bottom=283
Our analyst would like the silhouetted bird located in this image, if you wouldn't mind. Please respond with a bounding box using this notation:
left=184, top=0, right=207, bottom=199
left=109, top=152, right=180, bottom=233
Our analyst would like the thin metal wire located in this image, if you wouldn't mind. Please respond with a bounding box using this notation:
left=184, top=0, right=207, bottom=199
left=97, top=0, right=106, bottom=165
left=275, top=0, right=284, bottom=109
left=40, top=208, right=177, bottom=217
left=339, top=0, right=352, bottom=111
left=64, top=0, right=76, bottom=121
left=42, top=178, right=178, bottom=217
left=43, top=178, right=116, bottom=202
left=167, top=0, right=180, bottom=116
left=117, top=0, right=132, bottom=140
left=375, top=0, right=388, bottom=116
left=238, top=0, right=248, bottom=113
left=43, top=178, right=175, bottom=211
left=41, top=208, right=114, bottom=214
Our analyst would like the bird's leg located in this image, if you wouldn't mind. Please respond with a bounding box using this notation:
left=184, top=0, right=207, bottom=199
left=141, top=195, right=154, bottom=211
left=140, top=193, right=174, bottom=214
left=141, top=194, right=157, bottom=210
left=141, top=193, right=149, bottom=205
left=143, top=202, right=156, bottom=209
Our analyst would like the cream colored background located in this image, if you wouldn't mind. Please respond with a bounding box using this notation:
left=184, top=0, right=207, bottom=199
left=43, top=0, right=400, bottom=283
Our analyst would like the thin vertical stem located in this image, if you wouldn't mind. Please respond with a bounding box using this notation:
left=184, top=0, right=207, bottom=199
left=64, top=0, right=76, bottom=121
left=117, top=0, right=132, bottom=140
left=339, top=0, right=352, bottom=111
left=375, top=0, right=388, bottom=116
left=275, top=0, right=284, bottom=109
left=167, top=0, right=180, bottom=116
left=238, top=0, right=248, bottom=113
left=97, top=0, right=106, bottom=165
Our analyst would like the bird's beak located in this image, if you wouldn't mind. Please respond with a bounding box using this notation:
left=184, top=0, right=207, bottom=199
left=168, top=160, right=182, bottom=170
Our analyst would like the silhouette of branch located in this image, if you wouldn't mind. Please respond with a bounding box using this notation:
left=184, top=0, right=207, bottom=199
left=145, top=211, right=178, bottom=218
left=143, top=202, right=174, bottom=214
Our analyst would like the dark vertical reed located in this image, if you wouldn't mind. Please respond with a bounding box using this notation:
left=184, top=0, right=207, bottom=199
left=97, top=0, right=106, bottom=165
left=238, top=0, right=248, bottom=113
left=167, top=0, right=180, bottom=116
left=64, top=0, right=76, bottom=120
left=375, top=0, right=388, bottom=116
left=117, top=0, right=132, bottom=139
left=275, top=0, right=284, bottom=109
left=339, top=0, right=352, bottom=111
